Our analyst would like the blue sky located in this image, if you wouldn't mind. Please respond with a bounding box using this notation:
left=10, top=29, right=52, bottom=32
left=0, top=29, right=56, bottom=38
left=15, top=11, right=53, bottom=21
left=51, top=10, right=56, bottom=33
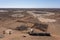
left=0, top=0, right=60, bottom=8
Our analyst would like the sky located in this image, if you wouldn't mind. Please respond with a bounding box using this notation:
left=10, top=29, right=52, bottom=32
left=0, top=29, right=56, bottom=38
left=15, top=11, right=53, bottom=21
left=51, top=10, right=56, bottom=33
left=0, top=0, right=60, bottom=8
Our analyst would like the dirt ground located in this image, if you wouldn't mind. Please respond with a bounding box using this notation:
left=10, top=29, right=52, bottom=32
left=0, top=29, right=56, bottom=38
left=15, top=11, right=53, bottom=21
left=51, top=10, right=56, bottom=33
left=0, top=10, right=60, bottom=40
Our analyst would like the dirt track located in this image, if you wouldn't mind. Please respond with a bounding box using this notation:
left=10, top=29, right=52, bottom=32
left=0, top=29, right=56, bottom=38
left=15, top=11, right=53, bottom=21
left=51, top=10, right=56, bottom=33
left=0, top=10, right=60, bottom=40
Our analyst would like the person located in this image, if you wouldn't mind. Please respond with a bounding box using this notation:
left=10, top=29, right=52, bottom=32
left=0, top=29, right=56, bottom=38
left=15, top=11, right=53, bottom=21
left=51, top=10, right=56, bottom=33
left=9, top=31, right=11, bottom=35
left=3, top=31, right=5, bottom=34
left=30, top=28, right=34, bottom=33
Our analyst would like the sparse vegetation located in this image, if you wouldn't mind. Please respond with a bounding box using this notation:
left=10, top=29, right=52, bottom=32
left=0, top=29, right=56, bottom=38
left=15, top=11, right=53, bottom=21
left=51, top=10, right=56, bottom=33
left=0, top=8, right=60, bottom=40
left=15, top=25, right=28, bottom=31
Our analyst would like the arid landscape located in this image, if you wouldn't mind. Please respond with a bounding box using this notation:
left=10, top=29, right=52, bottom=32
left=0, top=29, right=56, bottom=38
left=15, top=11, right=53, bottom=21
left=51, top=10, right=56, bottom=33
left=0, top=8, right=60, bottom=40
